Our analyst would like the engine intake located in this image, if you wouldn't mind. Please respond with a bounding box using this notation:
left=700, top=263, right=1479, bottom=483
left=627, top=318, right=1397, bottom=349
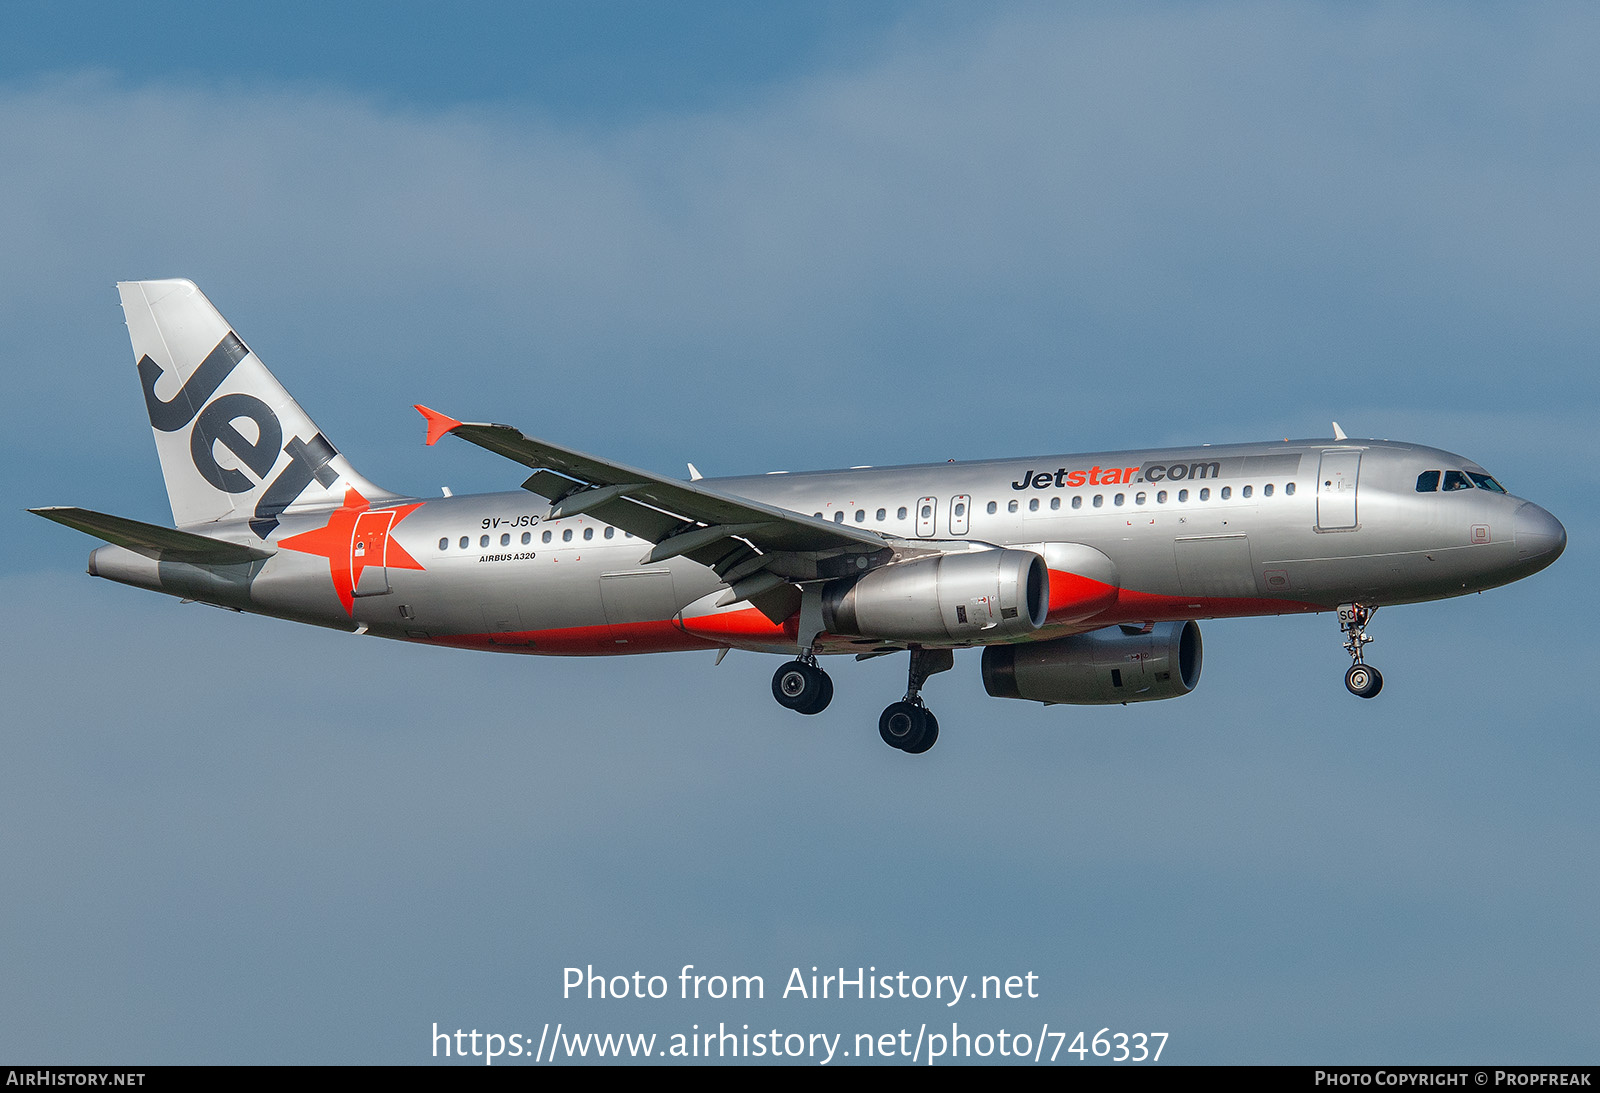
left=981, top=621, right=1203, bottom=705
left=824, top=549, right=1049, bottom=643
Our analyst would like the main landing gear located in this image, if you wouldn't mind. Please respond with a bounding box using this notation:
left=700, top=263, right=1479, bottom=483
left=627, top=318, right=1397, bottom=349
left=770, top=646, right=953, bottom=755
left=879, top=647, right=953, bottom=755
left=772, top=657, right=833, bottom=715
left=1338, top=603, right=1383, bottom=699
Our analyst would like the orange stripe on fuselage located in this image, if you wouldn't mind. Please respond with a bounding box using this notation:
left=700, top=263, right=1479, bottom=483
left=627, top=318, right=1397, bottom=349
left=423, top=619, right=716, bottom=656
left=1045, top=569, right=1120, bottom=621
left=1050, top=570, right=1324, bottom=625
left=676, top=606, right=797, bottom=644
left=419, top=579, right=1326, bottom=656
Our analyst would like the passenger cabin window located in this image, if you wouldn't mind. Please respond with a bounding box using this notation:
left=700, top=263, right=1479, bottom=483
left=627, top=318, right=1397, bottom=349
left=877, top=508, right=887, bottom=520
left=562, top=529, right=573, bottom=542
left=834, top=511, right=845, bottom=523
left=1285, top=482, right=1296, bottom=496
left=542, top=531, right=552, bottom=543
left=1050, top=497, right=1060, bottom=510
left=986, top=501, right=997, bottom=514
left=1092, top=495, right=1103, bottom=508
left=1242, top=486, right=1252, bottom=498
left=1028, top=499, right=1039, bottom=512
left=523, top=532, right=532, bottom=544
left=439, top=538, right=449, bottom=551
left=897, top=507, right=908, bottom=520
left=501, top=533, right=510, bottom=546
left=459, top=536, right=469, bottom=549
left=583, top=527, right=593, bottom=540
left=479, top=535, right=489, bottom=548
left=1221, top=487, right=1231, bottom=499
left=1007, top=500, right=1018, bottom=513
left=1071, top=496, right=1083, bottom=509
left=1158, top=490, right=1168, bottom=503
left=604, top=527, right=614, bottom=539
left=1263, top=484, right=1274, bottom=497
left=855, top=510, right=866, bottom=522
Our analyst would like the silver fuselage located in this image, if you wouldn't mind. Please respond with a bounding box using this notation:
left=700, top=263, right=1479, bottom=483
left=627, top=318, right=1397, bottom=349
left=88, top=437, right=1566, bottom=656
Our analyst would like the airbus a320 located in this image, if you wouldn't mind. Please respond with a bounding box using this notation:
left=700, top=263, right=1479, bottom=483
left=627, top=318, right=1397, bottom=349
left=34, top=280, right=1567, bottom=754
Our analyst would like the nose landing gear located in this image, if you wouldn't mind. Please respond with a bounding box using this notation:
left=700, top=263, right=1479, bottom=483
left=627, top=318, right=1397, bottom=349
left=1339, top=603, right=1383, bottom=698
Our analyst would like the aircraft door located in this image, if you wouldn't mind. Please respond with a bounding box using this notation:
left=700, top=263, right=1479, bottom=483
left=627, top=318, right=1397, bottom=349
left=352, top=509, right=397, bottom=596
left=916, top=497, right=937, bottom=537
left=1316, top=451, right=1361, bottom=531
left=949, top=494, right=971, bottom=536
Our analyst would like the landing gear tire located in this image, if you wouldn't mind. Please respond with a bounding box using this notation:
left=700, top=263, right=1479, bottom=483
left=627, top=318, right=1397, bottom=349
left=807, top=672, right=834, bottom=715
left=772, top=661, right=832, bottom=714
left=1345, top=663, right=1383, bottom=699
left=879, top=701, right=937, bottom=753
left=903, top=711, right=938, bottom=754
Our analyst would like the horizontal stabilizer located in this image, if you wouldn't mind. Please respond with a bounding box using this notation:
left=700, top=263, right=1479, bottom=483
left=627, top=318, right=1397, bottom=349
left=30, top=507, right=275, bottom=564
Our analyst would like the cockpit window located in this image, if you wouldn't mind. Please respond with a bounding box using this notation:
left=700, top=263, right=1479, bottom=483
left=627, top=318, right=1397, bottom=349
left=1468, top=472, right=1506, bottom=494
left=1442, top=470, right=1472, bottom=491
left=1416, top=471, right=1440, bottom=492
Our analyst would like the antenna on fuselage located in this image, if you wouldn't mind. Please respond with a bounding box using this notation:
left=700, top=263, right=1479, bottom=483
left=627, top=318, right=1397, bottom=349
left=1331, top=422, right=1348, bottom=441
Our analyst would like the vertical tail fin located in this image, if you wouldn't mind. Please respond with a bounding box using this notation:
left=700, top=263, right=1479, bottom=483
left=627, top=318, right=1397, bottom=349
left=120, top=279, right=394, bottom=538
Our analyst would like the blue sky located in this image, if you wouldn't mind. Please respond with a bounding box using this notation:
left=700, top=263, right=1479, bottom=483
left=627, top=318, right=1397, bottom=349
left=2, top=1, right=1596, bottom=1064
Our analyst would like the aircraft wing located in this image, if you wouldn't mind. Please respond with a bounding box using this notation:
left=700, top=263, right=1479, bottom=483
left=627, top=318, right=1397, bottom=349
left=415, top=406, right=890, bottom=605
left=30, top=506, right=275, bottom=564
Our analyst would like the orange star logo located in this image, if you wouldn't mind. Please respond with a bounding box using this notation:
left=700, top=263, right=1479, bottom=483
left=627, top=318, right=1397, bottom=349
left=277, top=487, right=425, bottom=614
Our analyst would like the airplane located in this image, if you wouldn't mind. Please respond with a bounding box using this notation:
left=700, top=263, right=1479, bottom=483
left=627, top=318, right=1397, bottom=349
left=33, top=280, right=1567, bottom=754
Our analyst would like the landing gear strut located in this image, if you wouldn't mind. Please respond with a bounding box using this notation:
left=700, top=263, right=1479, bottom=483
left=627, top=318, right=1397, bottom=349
left=772, top=657, right=833, bottom=715
left=1338, top=603, right=1383, bottom=698
left=879, top=647, right=953, bottom=754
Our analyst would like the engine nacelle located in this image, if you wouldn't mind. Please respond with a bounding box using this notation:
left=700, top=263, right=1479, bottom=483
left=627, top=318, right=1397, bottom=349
left=981, top=621, right=1203, bottom=705
left=824, top=549, right=1049, bottom=643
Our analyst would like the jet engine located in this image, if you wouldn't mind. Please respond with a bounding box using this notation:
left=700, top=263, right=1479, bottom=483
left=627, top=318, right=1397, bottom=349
left=823, top=549, right=1049, bottom=643
left=981, top=620, right=1203, bottom=705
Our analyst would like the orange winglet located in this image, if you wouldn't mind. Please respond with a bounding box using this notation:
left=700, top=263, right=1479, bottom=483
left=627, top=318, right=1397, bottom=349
left=414, top=404, right=463, bottom=447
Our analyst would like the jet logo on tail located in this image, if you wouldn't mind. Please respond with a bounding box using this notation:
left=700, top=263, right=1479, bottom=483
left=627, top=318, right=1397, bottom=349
left=139, top=329, right=344, bottom=537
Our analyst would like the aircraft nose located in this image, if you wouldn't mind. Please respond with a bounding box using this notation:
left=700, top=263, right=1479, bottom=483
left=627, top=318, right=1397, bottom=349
left=1513, top=502, right=1566, bottom=569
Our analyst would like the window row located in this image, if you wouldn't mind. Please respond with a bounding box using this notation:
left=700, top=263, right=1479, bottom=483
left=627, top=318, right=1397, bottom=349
left=439, top=525, right=634, bottom=550
left=809, top=483, right=1296, bottom=524
left=991, top=482, right=1293, bottom=512
left=815, top=506, right=911, bottom=524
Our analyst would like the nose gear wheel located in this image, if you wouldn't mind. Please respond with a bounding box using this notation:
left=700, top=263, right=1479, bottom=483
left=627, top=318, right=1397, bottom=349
left=1338, top=604, right=1383, bottom=699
